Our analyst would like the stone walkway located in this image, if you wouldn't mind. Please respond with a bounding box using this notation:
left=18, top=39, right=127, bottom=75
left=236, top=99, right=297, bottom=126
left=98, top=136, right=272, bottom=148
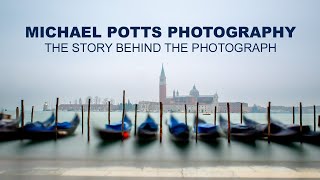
left=1, top=166, right=320, bottom=178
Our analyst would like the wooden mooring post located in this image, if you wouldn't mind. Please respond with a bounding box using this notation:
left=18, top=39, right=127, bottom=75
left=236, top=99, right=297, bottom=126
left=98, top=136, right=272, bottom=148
left=108, top=101, right=111, bottom=125
left=20, top=100, right=24, bottom=140
left=21, top=100, right=24, bottom=128
left=196, top=102, right=199, bottom=143
left=134, top=104, right=137, bottom=136
left=121, top=90, right=125, bottom=141
left=31, top=106, right=34, bottom=123
left=87, top=99, right=91, bottom=143
left=160, top=102, right=163, bottom=143
left=299, top=102, right=302, bottom=143
left=299, top=102, right=302, bottom=133
left=318, top=115, right=320, bottom=128
left=227, top=102, right=230, bottom=143
left=314, top=105, right=316, bottom=132
left=81, top=105, right=84, bottom=135
left=55, top=98, right=59, bottom=141
left=15, top=107, right=19, bottom=120
left=214, top=106, right=217, bottom=125
left=267, top=102, right=271, bottom=144
left=240, top=103, right=243, bottom=124
left=184, top=104, right=187, bottom=125
left=292, top=106, right=295, bottom=124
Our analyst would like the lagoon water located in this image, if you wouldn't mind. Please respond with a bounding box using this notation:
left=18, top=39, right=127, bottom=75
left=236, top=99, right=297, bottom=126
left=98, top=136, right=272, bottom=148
left=0, top=111, right=320, bottom=168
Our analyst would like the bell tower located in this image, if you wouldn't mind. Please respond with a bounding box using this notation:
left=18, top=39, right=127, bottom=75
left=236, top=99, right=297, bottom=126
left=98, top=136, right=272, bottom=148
left=159, top=64, right=167, bottom=103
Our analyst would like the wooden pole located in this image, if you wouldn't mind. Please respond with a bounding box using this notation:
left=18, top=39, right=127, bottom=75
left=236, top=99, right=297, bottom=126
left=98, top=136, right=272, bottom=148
left=299, top=102, right=303, bottom=143
left=240, top=103, right=243, bottom=124
left=268, top=102, right=271, bottom=144
left=81, top=105, right=84, bottom=135
left=196, top=102, right=199, bottom=143
left=184, top=104, right=187, bottom=125
left=318, top=115, right=320, bottom=128
left=55, top=98, right=59, bottom=141
left=160, top=102, right=163, bottom=143
left=87, top=99, right=91, bottom=142
left=314, top=105, right=316, bottom=132
left=15, top=107, right=19, bottom=120
left=121, top=90, right=125, bottom=141
left=31, top=106, right=34, bottom=123
left=214, top=106, right=217, bottom=125
left=299, top=102, right=302, bottom=134
left=21, top=100, right=24, bottom=128
left=227, top=102, right=230, bottom=143
left=108, top=101, right=111, bottom=125
left=134, top=104, right=137, bottom=136
left=20, top=100, right=24, bottom=140
left=292, top=106, right=295, bottom=124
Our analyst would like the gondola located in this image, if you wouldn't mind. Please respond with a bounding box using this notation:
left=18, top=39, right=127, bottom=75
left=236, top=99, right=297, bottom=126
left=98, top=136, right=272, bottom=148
left=243, top=116, right=298, bottom=142
left=25, top=113, right=56, bottom=129
left=167, top=115, right=190, bottom=142
left=270, top=120, right=310, bottom=134
left=96, top=114, right=132, bottom=140
left=269, top=119, right=320, bottom=144
left=193, top=118, right=221, bottom=141
left=0, top=114, right=21, bottom=141
left=137, top=114, right=158, bottom=141
left=0, top=114, right=20, bottom=129
left=219, top=115, right=257, bottom=142
left=23, top=114, right=79, bottom=140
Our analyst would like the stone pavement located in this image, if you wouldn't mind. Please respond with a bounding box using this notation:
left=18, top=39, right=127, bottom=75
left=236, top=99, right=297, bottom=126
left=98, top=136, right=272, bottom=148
left=1, top=166, right=320, bottom=179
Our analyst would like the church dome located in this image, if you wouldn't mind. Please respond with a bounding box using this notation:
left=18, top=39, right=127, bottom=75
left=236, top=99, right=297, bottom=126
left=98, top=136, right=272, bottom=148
left=189, top=85, right=199, bottom=97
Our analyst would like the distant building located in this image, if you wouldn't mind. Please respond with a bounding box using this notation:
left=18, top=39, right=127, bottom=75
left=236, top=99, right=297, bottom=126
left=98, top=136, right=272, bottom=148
left=248, top=104, right=266, bottom=113
left=53, top=65, right=252, bottom=113
left=159, top=64, right=167, bottom=103
left=138, top=101, right=159, bottom=112
left=79, top=98, right=82, bottom=105
left=58, top=99, right=135, bottom=112
left=140, top=65, right=248, bottom=113
left=59, top=103, right=117, bottom=112
left=217, top=102, right=249, bottom=113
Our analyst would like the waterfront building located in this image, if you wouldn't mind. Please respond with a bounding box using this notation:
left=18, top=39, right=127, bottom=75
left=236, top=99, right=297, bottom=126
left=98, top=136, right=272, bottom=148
left=139, top=65, right=248, bottom=113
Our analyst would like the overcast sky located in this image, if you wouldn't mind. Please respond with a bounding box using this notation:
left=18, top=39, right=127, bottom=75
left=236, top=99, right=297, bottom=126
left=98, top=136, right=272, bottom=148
left=0, top=0, right=319, bottom=110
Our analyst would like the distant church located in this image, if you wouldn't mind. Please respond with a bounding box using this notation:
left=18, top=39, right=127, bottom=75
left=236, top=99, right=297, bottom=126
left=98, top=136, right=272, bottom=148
left=159, top=64, right=219, bottom=106
left=139, top=65, right=248, bottom=113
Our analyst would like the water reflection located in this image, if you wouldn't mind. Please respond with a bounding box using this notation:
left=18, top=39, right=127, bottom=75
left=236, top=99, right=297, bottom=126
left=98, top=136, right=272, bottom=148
left=97, top=139, right=121, bottom=148
left=135, top=138, right=157, bottom=147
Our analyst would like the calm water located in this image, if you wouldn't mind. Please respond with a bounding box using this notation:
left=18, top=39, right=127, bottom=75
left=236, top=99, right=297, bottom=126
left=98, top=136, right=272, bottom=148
left=0, top=111, right=319, bottom=167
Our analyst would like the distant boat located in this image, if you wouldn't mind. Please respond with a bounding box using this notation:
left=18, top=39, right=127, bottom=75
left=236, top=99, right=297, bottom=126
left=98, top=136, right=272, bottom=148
left=137, top=114, right=158, bottom=141
left=202, top=113, right=211, bottom=115
left=23, top=114, right=79, bottom=140
left=167, top=115, right=190, bottom=142
left=243, top=116, right=298, bottom=142
left=219, top=115, right=257, bottom=142
left=96, top=114, right=132, bottom=140
left=193, top=118, right=221, bottom=141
